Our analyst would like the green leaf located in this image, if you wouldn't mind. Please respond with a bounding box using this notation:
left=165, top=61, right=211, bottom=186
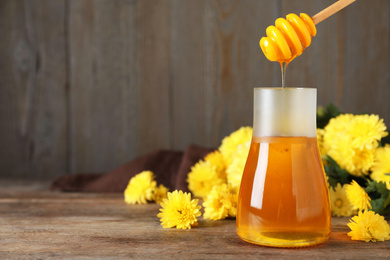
left=365, top=180, right=378, bottom=194
left=317, top=103, right=342, bottom=129
left=324, top=155, right=350, bottom=188
left=372, top=180, right=389, bottom=197
left=384, top=194, right=390, bottom=209
left=372, top=196, right=390, bottom=215
left=371, top=197, right=386, bottom=214
left=365, top=180, right=390, bottom=215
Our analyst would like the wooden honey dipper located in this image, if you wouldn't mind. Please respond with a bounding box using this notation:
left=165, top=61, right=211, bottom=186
left=260, top=0, right=358, bottom=63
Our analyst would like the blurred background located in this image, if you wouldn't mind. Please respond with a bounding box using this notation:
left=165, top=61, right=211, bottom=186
left=0, top=0, right=389, bottom=180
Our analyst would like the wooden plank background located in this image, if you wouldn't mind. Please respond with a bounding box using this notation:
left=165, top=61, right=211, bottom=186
left=0, top=0, right=389, bottom=180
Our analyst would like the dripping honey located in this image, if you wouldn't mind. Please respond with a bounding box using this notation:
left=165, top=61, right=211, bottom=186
left=236, top=136, right=331, bottom=247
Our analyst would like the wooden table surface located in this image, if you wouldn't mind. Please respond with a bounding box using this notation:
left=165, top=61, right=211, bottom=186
left=1, top=180, right=389, bottom=259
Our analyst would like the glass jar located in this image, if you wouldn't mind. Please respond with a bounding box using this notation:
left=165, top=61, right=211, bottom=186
left=236, top=88, right=331, bottom=248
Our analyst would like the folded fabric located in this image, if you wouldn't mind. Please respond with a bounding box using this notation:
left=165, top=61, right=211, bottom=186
left=50, top=144, right=215, bottom=193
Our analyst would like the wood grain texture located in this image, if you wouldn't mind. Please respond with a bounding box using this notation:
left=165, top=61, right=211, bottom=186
left=0, top=1, right=67, bottom=179
left=0, top=0, right=389, bottom=179
left=1, top=181, right=390, bottom=259
left=70, top=0, right=138, bottom=173
left=281, top=0, right=390, bottom=120
left=170, top=0, right=280, bottom=150
left=341, top=0, right=390, bottom=120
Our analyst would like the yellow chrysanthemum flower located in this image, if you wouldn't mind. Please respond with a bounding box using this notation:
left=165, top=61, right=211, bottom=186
left=187, top=160, right=225, bottom=198
left=124, top=171, right=156, bottom=205
left=329, top=141, right=375, bottom=177
left=348, top=114, right=388, bottom=150
left=347, top=210, right=390, bottom=242
left=226, top=141, right=250, bottom=189
left=153, top=184, right=169, bottom=203
left=371, top=144, right=390, bottom=190
left=157, top=190, right=202, bottom=229
left=323, top=114, right=354, bottom=153
left=316, top=128, right=327, bottom=157
left=323, top=114, right=387, bottom=177
left=345, top=180, right=372, bottom=211
left=219, top=127, right=252, bottom=166
left=204, top=150, right=226, bottom=174
left=228, top=190, right=238, bottom=218
left=203, top=184, right=238, bottom=220
left=329, top=183, right=356, bottom=217
left=349, top=148, right=375, bottom=175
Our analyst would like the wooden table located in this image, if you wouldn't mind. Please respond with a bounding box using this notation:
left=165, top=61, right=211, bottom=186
left=1, top=180, right=389, bottom=259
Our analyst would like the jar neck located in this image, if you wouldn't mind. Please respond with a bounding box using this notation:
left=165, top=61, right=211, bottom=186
left=253, top=88, right=317, bottom=137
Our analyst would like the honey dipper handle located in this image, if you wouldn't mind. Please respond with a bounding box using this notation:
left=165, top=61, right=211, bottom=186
left=312, top=0, right=357, bottom=25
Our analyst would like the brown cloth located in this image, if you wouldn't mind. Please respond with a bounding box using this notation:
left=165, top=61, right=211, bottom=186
left=50, top=144, right=215, bottom=193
